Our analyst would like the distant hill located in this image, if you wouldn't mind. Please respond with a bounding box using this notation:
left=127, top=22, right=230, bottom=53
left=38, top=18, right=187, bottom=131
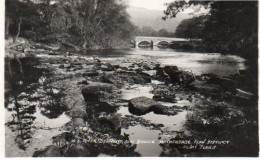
left=126, top=6, right=192, bottom=32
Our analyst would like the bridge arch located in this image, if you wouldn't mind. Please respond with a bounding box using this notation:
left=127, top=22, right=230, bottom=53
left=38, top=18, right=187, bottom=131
left=169, top=40, right=188, bottom=48
left=156, top=41, right=169, bottom=47
left=137, top=41, right=152, bottom=47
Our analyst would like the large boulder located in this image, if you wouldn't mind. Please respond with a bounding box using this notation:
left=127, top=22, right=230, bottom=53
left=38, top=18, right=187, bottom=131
left=63, top=118, right=86, bottom=130
left=98, top=114, right=121, bottom=133
left=163, top=66, right=179, bottom=75
left=155, top=65, right=168, bottom=79
left=52, top=132, right=75, bottom=147
left=71, top=118, right=86, bottom=127
left=136, top=71, right=152, bottom=83
left=67, top=107, right=87, bottom=119
left=86, top=102, right=117, bottom=118
left=179, top=71, right=195, bottom=85
left=82, top=82, right=113, bottom=102
left=100, top=73, right=114, bottom=84
left=128, top=96, right=167, bottom=115
left=66, top=144, right=91, bottom=157
left=158, top=65, right=195, bottom=85
left=33, top=145, right=61, bottom=157
left=163, top=66, right=182, bottom=83
left=95, top=102, right=117, bottom=115
left=151, top=105, right=168, bottom=114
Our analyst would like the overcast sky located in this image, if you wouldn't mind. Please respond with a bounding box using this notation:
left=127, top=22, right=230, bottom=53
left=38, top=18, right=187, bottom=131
left=124, top=0, right=174, bottom=10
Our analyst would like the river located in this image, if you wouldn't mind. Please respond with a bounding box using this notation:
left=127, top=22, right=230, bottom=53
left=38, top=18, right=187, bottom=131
left=83, top=47, right=246, bottom=76
left=5, top=46, right=252, bottom=157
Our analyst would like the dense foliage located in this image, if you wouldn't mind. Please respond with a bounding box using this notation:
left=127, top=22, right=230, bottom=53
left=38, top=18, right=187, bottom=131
left=5, top=0, right=136, bottom=49
left=165, top=1, right=258, bottom=62
left=165, top=2, right=258, bottom=156
left=134, top=26, right=175, bottom=37
left=174, top=15, right=208, bottom=39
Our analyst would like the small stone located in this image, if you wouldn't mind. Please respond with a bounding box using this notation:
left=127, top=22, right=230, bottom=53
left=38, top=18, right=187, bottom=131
left=83, top=71, right=99, bottom=77
left=59, top=64, right=65, bottom=68
left=78, top=80, right=89, bottom=85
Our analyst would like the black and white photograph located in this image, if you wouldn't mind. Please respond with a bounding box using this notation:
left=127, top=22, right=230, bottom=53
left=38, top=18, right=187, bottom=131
left=3, top=0, right=259, bottom=157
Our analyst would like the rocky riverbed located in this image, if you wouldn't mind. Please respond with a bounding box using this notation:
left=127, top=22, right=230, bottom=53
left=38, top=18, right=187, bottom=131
left=5, top=42, right=258, bottom=157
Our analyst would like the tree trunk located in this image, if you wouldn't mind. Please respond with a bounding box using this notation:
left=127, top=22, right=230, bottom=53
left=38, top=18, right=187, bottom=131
left=13, top=18, right=22, bottom=43
left=46, top=0, right=51, bottom=5
left=93, top=0, right=100, bottom=18
left=5, top=16, right=10, bottom=38
left=14, top=54, right=24, bottom=79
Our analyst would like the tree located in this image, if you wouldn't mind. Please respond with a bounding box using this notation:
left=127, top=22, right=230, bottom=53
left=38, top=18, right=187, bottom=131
left=175, top=15, right=208, bottom=39
left=164, top=1, right=258, bottom=61
left=135, top=26, right=158, bottom=37
left=134, top=26, right=174, bottom=37
left=6, top=0, right=39, bottom=42
left=5, top=0, right=135, bottom=49
left=203, top=2, right=258, bottom=60
left=46, top=0, right=135, bottom=49
left=158, top=29, right=170, bottom=37
left=164, top=2, right=259, bottom=156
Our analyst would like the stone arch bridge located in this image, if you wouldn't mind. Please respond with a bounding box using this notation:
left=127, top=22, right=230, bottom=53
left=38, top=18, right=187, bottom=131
left=133, top=36, right=189, bottom=47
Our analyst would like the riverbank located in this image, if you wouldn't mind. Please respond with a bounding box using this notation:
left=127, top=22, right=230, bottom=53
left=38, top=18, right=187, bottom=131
left=5, top=37, right=133, bottom=60
left=5, top=40, right=258, bottom=157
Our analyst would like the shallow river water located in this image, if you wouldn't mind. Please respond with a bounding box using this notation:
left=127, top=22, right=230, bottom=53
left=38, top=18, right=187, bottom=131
left=84, top=47, right=246, bottom=76
left=5, top=46, right=247, bottom=157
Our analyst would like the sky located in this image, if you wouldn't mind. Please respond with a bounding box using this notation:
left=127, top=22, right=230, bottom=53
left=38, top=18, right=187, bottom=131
left=124, top=0, right=174, bottom=11
left=124, top=0, right=209, bottom=15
